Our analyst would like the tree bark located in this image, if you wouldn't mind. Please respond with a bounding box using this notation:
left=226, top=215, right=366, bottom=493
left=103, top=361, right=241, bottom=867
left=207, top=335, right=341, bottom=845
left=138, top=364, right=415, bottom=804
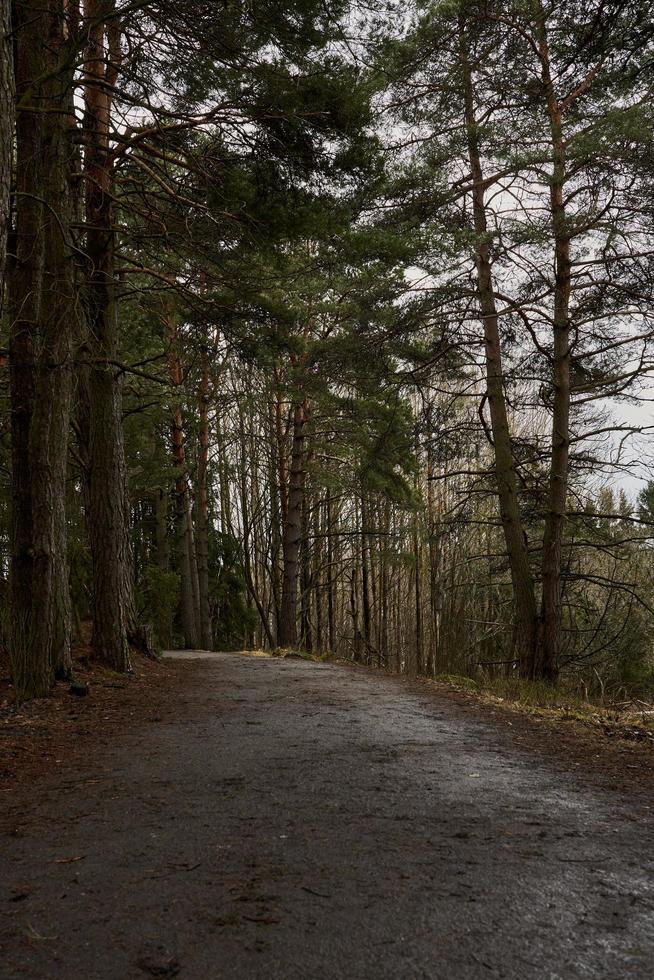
left=155, top=487, right=170, bottom=570
left=0, top=0, right=13, bottom=298
left=9, top=0, right=75, bottom=697
left=535, top=8, right=571, bottom=684
left=300, top=491, right=312, bottom=652
left=325, top=489, right=336, bottom=653
left=164, top=297, right=200, bottom=649
left=278, top=400, right=307, bottom=648
left=171, top=402, right=200, bottom=649
left=360, top=496, right=372, bottom=665
left=196, top=339, right=213, bottom=649
left=82, top=0, right=133, bottom=671
left=459, top=19, right=539, bottom=677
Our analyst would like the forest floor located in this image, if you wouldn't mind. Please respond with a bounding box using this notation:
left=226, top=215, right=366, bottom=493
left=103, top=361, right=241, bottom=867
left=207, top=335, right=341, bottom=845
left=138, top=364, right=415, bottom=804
left=1, top=651, right=654, bottom=979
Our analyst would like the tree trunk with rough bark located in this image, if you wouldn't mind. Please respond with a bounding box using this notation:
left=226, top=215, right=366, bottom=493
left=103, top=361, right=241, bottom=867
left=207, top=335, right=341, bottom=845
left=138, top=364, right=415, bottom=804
left=278, top=400, right=307, bottom=648
left=9, top=0, right=75, bottom=697
left=360, top=497, right=373, bottom=666
left=459, top=19, right=539, bottom=678
left=0, top=0, right=13, bottom=299
left=535, top=7, right=571, bottom=684
left=196, top=340, right=213, bottom=650
left=165, top=299, right=200, bottom=649
left=325, top=490, right=336, bottom=653
left=82, top=0, right=133, bottom=671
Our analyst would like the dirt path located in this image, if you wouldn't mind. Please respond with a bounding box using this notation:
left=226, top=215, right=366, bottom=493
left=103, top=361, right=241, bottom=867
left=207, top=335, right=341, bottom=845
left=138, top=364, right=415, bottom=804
left=2, top=652, right=654, bottom=979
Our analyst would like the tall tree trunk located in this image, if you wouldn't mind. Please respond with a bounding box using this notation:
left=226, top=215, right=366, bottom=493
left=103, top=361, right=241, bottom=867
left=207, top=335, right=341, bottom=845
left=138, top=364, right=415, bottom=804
left=164, top=296, right=200, bottom=649
left=0, top=0, right=13, bottom=298
left=237, top=393, right=265, bottom=647
left=268, top=395, right=283, bottom=636
left=154, top=487, right=170, bottom=570
left=9, top=0, right=75, bottom=697
left=379, top=498, right=390, bottom=669
left=171, top=401, right=200, bottom=649
left=426, top=438, right=440, bottom=676
left=459, top=19, right=539, bottom=677
left=536, top=8, right=570, bottom=684
left=325, top=489, right=336, bottom=653
left=413, top=513, right=423, bottom=676
left=360, top=496, right=372, bottom=665
left=196, top=339, right=212, bottom=649
left=300, top=491, right=312, bottom=652
left=9, top=0, right=43, bottom=695
left=313, top=493, right=323, bottom=652
left=82, top=2, right=133, bottom=671
left=278, top=400, right=306, bottom=648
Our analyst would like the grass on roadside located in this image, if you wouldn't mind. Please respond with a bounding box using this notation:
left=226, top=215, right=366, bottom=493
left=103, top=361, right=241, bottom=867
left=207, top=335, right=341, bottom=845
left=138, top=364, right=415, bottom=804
left=430, top=672, right=654, bottom=742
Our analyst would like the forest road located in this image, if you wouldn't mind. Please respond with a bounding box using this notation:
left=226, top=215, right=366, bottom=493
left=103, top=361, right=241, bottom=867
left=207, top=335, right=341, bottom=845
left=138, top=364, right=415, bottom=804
left=2, top=652, right=654, bottom=980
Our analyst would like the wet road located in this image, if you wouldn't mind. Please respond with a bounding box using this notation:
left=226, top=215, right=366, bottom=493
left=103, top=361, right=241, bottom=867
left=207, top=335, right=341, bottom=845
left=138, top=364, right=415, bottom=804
left=2, top=652, right=654, bottom=978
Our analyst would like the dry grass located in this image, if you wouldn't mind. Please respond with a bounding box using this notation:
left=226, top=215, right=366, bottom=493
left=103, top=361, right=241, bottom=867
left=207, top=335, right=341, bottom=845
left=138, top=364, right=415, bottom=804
left=430, top=673, right=654, bottom=743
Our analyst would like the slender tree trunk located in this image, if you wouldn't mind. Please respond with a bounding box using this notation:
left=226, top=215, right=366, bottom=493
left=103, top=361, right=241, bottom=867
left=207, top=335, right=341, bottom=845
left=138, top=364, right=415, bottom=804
left=278, top=400, right=307, bottom=648
left=267, top=397, right=282, bottom=637
left=238, top=394, right=268, bottom=647
left=325, top=489, right=336, bottom=653
left=300, top=491, right=313, bottom=652
left=379, top=499, right=390, bottom=669
left=196, top=340, right=213, bottom=649
left=171, top=402, right=200, bottom=648
left=82, top=0, right=134, bottom=671
left=350, top=563, right=362, bottom=663
left=360, top=497, right=372, bottom=665
left=0, top=0, right=13, bottom=298
left=164, top=297, right=200, bottom=649
left=536, top=9, right=570, bottom=684
left=313, top=494, right=323, bottom=652
left=155, top=487, right=169, bottom=570
left=459, top=19, right=539, bottom=677
left=413, top=513, right=423, bottom=676
left=426, top=438, right=440, bottom=675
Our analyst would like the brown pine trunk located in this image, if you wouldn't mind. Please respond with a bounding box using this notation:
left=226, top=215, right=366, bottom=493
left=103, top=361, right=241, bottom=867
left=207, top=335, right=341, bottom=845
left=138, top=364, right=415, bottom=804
left=171, top=402, right=200, bottom=649
left=350, top=561, right=362, bottom=663
left=379, top=499, right=390, bottom=669
left=313, top=494, right=323, bottom=652
left=155, top=487, right=169, bottom=570
left=278, top=400, right=307, bottom=648
left=459, top=19, right=539, bottom=677
left=360, top=497, right=373, bottom=666
left=413, top=514, right=423, bottom=676
left=9, top=0, right=43, bottom=695
left=325, top=490, right=336, bottom=653
left=238, top=395, right=267, bottom=647
left=536, top=9, right=570, bottom=684
left=267, top=397, right=282, bottom=636
left=300, top=492, right=312, bottom=652
left=164, top=296, right=200, bottom=649
left=426, top=439, right=440, bottom=676
left=82, top=0, right=133, bottom=671
left=0, top=0, right=13, bottom=298
left=196, top=340, right=212, bottom=649
left=9, top=0, right=75, bottom=697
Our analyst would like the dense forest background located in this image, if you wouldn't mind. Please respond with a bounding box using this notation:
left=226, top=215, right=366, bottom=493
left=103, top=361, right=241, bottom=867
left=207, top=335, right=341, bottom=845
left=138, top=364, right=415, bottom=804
left=1, top=0, right=654, bottom=701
